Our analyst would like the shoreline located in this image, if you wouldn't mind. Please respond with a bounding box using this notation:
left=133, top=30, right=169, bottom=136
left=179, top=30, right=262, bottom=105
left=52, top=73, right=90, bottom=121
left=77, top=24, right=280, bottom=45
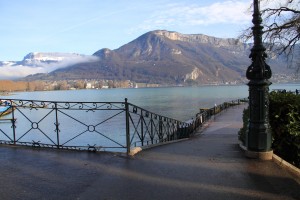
left=0, top=82, right=299, bottom=95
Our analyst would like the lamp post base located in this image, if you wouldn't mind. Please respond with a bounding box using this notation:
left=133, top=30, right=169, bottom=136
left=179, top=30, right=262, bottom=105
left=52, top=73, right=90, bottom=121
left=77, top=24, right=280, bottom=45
left=245, top=150, right=273, bottom=160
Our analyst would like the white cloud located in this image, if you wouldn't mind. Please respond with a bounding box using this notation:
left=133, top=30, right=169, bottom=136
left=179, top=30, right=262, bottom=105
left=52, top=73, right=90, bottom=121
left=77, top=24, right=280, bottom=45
left=0, top=56, right=100, bottom=79
left=135, top=1, right=252, bottom=31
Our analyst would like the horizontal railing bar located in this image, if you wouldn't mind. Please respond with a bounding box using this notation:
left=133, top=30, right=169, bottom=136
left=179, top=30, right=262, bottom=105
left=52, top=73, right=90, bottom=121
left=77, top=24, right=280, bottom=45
left=127, top=103, right=188, bottom=125
left=0, top=140, right=127, bottom=149
left=0, top=99, right=125, bottom=104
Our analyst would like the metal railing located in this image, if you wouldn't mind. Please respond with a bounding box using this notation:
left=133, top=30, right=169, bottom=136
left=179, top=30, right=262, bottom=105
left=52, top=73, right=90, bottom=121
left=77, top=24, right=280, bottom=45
left=0, top=98, right=246, bottom=154
left=127, top=101, right=190, bottom=148
left=272, top=89, right=299, bottom=95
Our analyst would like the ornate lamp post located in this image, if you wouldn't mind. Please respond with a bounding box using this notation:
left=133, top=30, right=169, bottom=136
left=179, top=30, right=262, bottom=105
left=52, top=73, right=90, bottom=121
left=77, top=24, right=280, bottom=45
left=246, top=0, right=273, bottom=159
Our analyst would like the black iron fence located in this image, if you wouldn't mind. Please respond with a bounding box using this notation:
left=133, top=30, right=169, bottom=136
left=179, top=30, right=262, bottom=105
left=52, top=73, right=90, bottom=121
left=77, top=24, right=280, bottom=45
left=0, top=98, right=246, bottom=154
left=272, top=89, right=299, bottom=95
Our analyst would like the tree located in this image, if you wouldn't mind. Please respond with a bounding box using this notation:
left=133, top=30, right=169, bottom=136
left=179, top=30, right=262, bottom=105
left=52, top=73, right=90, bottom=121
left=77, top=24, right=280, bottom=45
left=74, top=80, right=85, bottom=89
left=242, top=0, right=299, bottom=56
left=57, top=81, right=68, bottom=90
left=27, top=82, right=37, bottom=91
left=34, top=81, right=46, bottom=91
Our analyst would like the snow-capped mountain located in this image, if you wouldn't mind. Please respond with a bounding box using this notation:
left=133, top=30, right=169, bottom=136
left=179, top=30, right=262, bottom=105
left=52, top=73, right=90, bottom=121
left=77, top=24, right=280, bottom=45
left=0, top=52, right=99, bottom=79
left=22, top=52, right=88, bottom=66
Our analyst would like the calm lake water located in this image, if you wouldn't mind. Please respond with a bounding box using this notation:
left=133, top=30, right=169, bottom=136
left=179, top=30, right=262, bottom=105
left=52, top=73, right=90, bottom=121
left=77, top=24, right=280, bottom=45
left=1, top=83, right=299, bottom=151
left=2, top=83, right=300, bottom=121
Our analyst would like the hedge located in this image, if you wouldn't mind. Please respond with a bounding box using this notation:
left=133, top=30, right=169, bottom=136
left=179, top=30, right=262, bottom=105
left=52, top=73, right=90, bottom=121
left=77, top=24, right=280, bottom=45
left=239, top=91, right=300, bottom=167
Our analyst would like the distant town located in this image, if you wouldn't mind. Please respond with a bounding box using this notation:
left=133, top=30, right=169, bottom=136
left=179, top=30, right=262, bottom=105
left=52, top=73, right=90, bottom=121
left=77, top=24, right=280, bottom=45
left=0, top=79, right=158, bottom=93
left=0, top=73, right=298, bottom=93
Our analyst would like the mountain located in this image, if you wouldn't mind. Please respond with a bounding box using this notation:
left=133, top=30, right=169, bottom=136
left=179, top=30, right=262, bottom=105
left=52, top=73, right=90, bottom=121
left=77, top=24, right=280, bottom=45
left=12, top=30, right=295, bottom=84
left=0, top=52, right=99, bottom=79
left=0, top=52, right=89, bottom=66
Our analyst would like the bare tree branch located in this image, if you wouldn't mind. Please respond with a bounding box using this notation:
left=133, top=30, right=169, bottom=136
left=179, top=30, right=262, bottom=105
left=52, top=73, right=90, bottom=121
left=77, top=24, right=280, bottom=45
left=240, top=0, right=300, bottom=58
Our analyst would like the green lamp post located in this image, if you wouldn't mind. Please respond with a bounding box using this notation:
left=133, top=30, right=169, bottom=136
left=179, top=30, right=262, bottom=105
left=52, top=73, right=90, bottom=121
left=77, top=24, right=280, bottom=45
left=246, top=0, right=273, bottom=160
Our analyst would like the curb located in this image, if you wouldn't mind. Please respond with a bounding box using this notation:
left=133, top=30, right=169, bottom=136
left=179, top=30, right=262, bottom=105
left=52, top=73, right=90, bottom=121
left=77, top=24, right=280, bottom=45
left=129, top=138, right=189, bottom=156
left=272, top=154, right=300, bottom=178
left=239, top=142, right=300, bottom=178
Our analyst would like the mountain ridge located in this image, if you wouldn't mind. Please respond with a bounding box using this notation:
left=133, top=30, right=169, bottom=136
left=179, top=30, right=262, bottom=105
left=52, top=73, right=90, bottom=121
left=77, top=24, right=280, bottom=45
left=1, top=30, right=294, bottom=84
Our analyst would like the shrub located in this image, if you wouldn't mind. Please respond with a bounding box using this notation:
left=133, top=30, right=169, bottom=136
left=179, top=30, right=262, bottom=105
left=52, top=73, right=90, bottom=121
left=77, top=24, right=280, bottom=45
left=239, top=92, right=300, bottom=167
left=269, top=92, right=300, bottom=167
left=238, top=107, right=249, bottom=145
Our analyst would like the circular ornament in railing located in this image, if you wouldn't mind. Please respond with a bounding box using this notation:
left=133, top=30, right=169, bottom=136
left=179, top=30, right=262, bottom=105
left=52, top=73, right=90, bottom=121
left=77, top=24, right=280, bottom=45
left=32, top=122, right=39, bottom=129
left=88, top=125, right=96, bottom=132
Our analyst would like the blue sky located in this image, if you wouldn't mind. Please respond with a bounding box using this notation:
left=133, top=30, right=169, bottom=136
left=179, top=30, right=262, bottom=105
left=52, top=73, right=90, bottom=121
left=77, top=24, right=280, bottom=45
left=0, top=0, right=253, bottom=61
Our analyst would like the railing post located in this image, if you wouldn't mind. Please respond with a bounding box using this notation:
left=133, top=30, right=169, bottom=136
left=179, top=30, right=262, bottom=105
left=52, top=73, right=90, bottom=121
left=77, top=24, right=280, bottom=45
left=167, top=120, right=171, bottom=141
left=11, top=100, right=16, bottom=145
left=54, top=102, right=60, bottom=149
left=159, top=116, right=163, bottom=142
left=140, top=110, right=144, bottom=146
left=151, top=113, right=153, bottom=144
left=176, top=122, right=180, bottom=139
left=125, top=98, right=130, bottom=155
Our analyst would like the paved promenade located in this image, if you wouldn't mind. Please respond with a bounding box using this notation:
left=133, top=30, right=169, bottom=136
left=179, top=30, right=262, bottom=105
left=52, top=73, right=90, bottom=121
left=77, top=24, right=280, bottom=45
left=0, top=104, right=299, bottom=200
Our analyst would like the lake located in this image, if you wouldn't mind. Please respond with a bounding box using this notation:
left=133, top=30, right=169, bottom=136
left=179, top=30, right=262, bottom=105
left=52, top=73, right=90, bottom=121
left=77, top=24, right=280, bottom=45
left=2, top=83, right=299, bottom=121
left=0, top=83, right=299, bottom=152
